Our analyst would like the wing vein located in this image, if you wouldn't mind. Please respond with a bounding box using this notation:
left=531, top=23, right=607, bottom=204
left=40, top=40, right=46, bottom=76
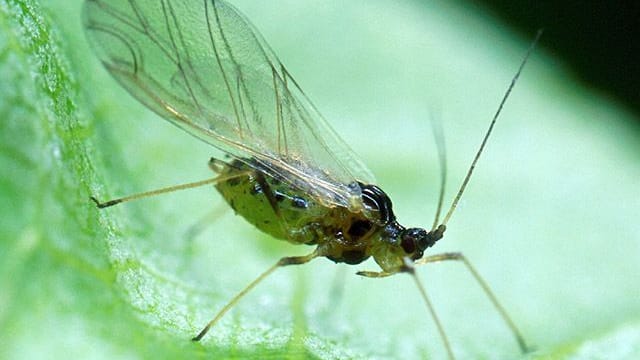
left=205, top=0, right=244, bottom=136
left=161, top=0, right=202, bottom=113
left=83, top=0, right=375, bottom=209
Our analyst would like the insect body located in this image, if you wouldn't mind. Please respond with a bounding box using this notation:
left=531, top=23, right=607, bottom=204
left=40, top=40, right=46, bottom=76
left=84, top=0, right=539, bottom=358
left=215, top=158, right=436, bottom=267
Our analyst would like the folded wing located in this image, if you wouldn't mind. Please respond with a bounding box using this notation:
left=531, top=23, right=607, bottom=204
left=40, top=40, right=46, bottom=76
left=83, top=0, right=376, bottom=209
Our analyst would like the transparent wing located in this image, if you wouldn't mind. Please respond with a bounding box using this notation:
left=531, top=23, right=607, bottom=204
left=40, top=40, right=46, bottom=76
left=83, top=0, right=375, bottom=209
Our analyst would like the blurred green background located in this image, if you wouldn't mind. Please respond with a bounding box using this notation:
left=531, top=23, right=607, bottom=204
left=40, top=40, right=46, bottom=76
left=1, top=0, right=639, bottom=359
left=470, top=0, right=640, bottom=117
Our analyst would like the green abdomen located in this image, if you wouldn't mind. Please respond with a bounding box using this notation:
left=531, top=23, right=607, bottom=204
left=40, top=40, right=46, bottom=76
left=215, top=162, right=339, bottom=245
left=214, top=160, right=383, bottom=265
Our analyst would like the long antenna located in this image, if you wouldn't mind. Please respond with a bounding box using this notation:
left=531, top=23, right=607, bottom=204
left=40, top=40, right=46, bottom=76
left=430, top=111, right=447, bottom=232
left=441, top=29, right=543, bottom=227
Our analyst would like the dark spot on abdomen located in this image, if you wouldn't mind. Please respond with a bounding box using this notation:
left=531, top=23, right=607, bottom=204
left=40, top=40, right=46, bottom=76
left=251, top=182, right=263, bottom=195
left=347, top=220, right=373, bottom=240
left=291, top=196, right=308, bottom=209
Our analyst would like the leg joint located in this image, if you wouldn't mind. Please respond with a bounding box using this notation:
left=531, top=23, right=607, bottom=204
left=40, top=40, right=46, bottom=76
left=278, top=254, right=315, bottom=266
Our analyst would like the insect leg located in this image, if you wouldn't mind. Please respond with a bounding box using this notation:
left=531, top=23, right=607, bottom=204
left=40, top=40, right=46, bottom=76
left=254, top=172, right=293, bottom=237
left=415, top=252, right=530, bottom=353
left=182, top=202, right=229, bottom=241
left=356, top=261, right=454, bottom=360
left=403, top=257, right=455, bottom=360
left=91, top=171, right=250, bottom=208
left=355, top=270, right=394, bottom=278
left=328, top=266, right=347, bottom=305
left=207, top=157, right=228, bottom=173
left=192, top=250, right=319, bottom=341
left=254, top=172, right=282, bottom=218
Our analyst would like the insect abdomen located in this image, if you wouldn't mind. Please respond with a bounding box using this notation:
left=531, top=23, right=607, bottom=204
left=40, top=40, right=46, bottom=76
left=214, top=162, right=332, bottom=245
left=214, top=160, right=379, bottom=265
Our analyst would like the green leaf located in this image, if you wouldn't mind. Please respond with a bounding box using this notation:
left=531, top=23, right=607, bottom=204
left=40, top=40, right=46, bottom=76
left=1, top=0, right=638, bottom=359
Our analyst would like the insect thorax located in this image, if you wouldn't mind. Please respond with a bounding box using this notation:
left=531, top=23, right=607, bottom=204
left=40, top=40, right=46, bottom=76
left=214, top=159, right=412, bottom=266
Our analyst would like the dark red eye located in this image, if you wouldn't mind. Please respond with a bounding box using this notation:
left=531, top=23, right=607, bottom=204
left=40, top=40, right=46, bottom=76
left=400, top=228, right=429, bottom=255
left=400, top=234, right=416, bottom=254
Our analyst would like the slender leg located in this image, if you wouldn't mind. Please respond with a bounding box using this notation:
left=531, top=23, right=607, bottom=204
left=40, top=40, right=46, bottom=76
left=208, top=157, right=235, bottom=173
left=403, top=258, right=455, bottom=360
left=355, top=270, right=393, bottom=278
left=415, top=252, right=530, bottom=353
left=182, top=204, right=229, bottom=241
left=326, top=266, right=347, bottom=310
left=90, top=171, right=250, bottom=208
left=192, top=250, right=319, bottom=341
left=357, top=259, right=455, bottom=360
left=254, top=172, right=296, bottom=239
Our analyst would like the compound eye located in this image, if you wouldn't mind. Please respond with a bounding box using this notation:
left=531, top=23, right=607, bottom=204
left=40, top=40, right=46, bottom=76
left=400, top=235, right=416, bottom=254
left=400, top=228, right=428, bottom=255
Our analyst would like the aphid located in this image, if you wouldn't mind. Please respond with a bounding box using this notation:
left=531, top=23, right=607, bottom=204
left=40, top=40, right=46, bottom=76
left=83, top=0, right=540, bottom=358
